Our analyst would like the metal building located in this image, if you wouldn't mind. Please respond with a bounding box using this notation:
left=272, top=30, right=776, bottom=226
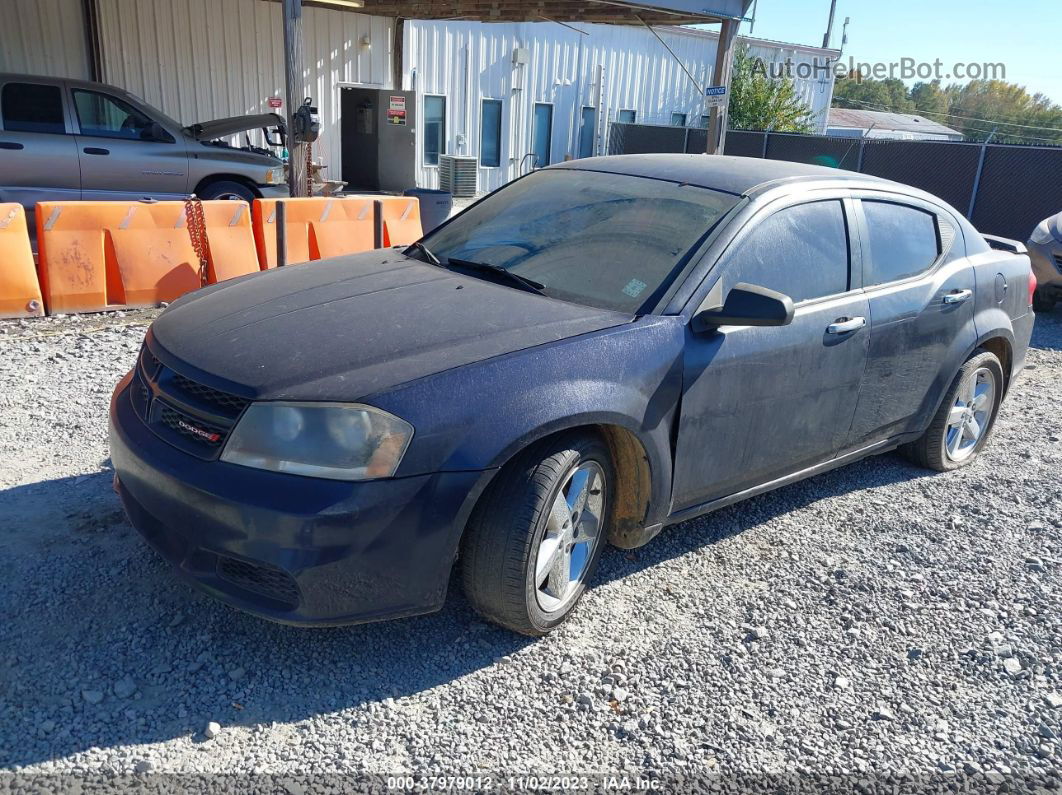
left=0, top=0, right=836, bottom=194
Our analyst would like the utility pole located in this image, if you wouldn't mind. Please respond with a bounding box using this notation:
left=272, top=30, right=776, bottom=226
left=706, top=17, right=739, bottom=155
left=822, top=0, right=838, bottom=49
left=282, top=0, right=306, bottom=198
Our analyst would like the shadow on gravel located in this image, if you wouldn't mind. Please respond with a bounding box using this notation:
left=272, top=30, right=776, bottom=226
left=1, top=473, right=534, bottom=769
left=3, top=448, right=932, bottom=769
left=1029, top=312, right=1062, bottom=351
left=593, top=449, right=932, bottom=585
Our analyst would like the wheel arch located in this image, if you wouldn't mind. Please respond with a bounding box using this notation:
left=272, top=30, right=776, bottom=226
left=193, top=174, right=262, bottom=199
left=976, top=333, right=1013, bottom=395
left=457, top=415, right=667, bottom=555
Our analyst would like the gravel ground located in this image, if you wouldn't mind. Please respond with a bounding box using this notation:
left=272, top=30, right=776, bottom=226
left=1, top=307, right=1061, bottom=790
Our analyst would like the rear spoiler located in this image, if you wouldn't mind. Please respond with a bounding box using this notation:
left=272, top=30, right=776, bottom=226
left=982, top=234, right=1027, bottom=255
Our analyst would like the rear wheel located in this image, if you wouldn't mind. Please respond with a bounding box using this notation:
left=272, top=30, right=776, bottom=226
left=197, top=180, right=256, bottom=202
left=901, top=350, right=1003, bottom=472
left=460, top=433, right=613, bottom=636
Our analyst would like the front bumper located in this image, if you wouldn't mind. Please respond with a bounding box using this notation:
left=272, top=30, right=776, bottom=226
left=257, top=183, right=292, bottom=199
left=1028, top=241, right=1062, bottom=295
left=109, top=372, right=483, bottom=626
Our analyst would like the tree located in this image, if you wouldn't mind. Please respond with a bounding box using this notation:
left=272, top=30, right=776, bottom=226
left=728, top=46, right=817, bottom=132
left=910, top=80, right=948, bottom=117
left=833, top=74, right=914, bottom=113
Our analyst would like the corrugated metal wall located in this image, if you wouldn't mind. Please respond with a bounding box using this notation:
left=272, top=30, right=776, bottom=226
left=0, top=0, right=90, bottom=79
left=405, top=21, right=836, bottom=193
left=95, top=0, right=393, bottom=179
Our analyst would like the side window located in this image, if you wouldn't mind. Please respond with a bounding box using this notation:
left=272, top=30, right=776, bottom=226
left=73, top=90, right=154, bottom=140
left=724, top=200, right=851, bottom=303
left=1, top=83, right=65, bottom=134
left=861, top=200, right=940, bottom=286
left=480, top=99, right=503, bottom=168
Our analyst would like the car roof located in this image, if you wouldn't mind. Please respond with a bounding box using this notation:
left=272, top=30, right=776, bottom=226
left=0, top=72, right=133, bottom=96
left=551, top=153, right=892, bottom=197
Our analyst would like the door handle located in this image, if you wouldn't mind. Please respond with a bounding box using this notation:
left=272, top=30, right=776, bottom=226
left=0, top=141, right=24, bottom=150
left=827, top=316, right=866, bottom=334
left=943, top=288, right=973, bottom=304
left=83, top=147, right=110, bottom=155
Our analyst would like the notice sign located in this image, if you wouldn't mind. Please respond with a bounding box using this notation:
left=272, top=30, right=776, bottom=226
left=268, top=96, right=283, bottom=109
left=704, top=85, right=727, bottom=109
left=388, top=95, right=407, bottom=125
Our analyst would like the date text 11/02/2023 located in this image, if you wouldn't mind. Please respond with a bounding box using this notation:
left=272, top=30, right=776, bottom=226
left=386, top=776, right=664, bottom=791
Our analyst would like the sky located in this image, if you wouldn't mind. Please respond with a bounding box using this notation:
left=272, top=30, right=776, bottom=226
left=730, top=0, right=1062, bottom=105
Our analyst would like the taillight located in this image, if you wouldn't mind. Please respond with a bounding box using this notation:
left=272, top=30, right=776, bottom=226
left=1028, top=268, right=1037, bottom=306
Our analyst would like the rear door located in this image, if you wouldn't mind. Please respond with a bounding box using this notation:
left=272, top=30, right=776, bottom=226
left=671, top=195, right=871, bottom=510
left=0, top=79, right=81, bottom=218
left=70, top=86, right=188, bottom=200
left=845, top=194, right=977, bottom=448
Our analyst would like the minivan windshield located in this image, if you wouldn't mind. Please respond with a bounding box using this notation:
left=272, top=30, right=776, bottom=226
left=418, top=169, right=739, bottom=313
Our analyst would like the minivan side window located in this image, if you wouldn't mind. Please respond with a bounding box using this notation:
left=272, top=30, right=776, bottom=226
left=862, top=200, right=940, bottom=286
left=1, top=83, right=65, bottom=134
left=73, top=90, right=155, bottom=140
left=724, top=200, right=850, bottom=303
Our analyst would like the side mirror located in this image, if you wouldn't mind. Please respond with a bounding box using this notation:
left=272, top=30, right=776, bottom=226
left=692, top=282, right=795, bottom=333
left=140, top=121, right=170, bottom=142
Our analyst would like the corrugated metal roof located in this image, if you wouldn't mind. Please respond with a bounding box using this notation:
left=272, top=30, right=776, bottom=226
left=828, top=107, right=961, bottom=137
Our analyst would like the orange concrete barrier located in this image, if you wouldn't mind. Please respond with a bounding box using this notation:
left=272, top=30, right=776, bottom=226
left=376, top=196, right=423, bottom=247
left=252, top=197, right=376, bottom=269
left=0, top=204, right=44, bottom=318
left=37, top=200, right=258, bottom=314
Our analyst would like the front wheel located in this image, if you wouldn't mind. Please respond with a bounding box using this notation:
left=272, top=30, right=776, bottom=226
left=901, top=350, right=1004, bottom=472
left=460, top=433, right=613, bottom=636
left=197, top=180, right=256, bottom=202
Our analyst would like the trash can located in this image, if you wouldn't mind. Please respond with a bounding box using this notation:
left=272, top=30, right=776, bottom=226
left=404, top=188, right=453, bottom=234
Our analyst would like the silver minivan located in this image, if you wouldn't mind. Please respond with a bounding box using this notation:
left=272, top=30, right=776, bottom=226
left=0, top=73, right=289, bottom=226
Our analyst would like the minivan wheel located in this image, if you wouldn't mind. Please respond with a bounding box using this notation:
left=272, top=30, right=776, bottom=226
left=197, top=180, right=256, bottom=202
left=901, top=350, right=1004, bottom=472
left=1033, top=290, right=1057, bottom=313
left=460, top=433, right=613, bottom=636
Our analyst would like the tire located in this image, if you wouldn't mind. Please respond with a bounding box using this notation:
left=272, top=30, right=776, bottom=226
left=460, top=433, right=614, bottom=636
left=1033, top=290, right=1056, bottom=313
left=197, top=180, right=256, bottom=202
left=901, top=350, right=1004, bottom=472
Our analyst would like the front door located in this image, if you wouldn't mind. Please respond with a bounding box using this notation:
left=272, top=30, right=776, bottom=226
left=69, top=86, right=188, bottom=201
left=672, top=197, right=870, bottom=510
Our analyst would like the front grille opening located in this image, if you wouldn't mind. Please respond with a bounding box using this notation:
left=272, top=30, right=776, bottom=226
left=217, top=556, right=300, bottom=606
left=158, top=404, right=226, bottom=446
left=171, top=373, right=251, bottom=415
left=141, top=347, right=161, bottom=377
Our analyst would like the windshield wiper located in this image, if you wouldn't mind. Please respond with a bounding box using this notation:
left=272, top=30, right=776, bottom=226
left=444, top=258, right=546, bottom=296
left=406, top=241, right=441, bottom=267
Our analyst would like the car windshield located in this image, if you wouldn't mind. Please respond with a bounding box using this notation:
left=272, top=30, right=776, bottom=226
left=420, top=169, right=740, bottom=313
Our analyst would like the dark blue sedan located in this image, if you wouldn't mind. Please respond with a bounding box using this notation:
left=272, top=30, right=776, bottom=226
left=109, top=155, right=1035, bottom=635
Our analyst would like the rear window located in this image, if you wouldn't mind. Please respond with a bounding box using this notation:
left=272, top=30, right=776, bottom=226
left=422, top=169, right=739, bottom=313
left=862, top=201, right=940, bottom=286
left=1, top=82, right=65, bottom=134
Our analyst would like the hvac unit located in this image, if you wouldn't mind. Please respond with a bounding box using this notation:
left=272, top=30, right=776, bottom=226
left=439, top=155, right=478, bottom=197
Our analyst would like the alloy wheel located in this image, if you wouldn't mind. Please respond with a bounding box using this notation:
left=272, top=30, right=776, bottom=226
left=533, top=460, right=606, bottom=614
left=944, top=366, right=996, bottom=462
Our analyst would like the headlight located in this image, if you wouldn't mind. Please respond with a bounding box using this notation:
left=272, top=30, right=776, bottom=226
left=265, top=166, right=286, bottom=185
left=221, top=402, right=413, bottom=481
left=1030, top=221, right=1054, bottom=245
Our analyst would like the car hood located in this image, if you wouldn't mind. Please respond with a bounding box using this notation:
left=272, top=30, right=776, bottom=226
left=149, top=251, right=634, bottom=401
left=185, top=113, right=285, bottom=140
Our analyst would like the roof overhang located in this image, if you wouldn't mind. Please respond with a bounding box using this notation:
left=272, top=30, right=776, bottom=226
left=337, top=0, right=752, bottom=25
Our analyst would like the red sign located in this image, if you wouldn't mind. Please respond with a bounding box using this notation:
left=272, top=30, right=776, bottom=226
left=267, top=97, right=283, bottom=109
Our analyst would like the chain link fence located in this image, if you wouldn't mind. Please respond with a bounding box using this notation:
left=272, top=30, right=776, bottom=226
left=606, top=122, right=1062, bottom=240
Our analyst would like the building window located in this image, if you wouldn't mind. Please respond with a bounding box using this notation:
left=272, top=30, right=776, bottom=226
left=1, top=82, right=65, bottom=134
left=617, top=109, right=637, bottom=124
left=579, top=106, right=596, bottom=159
left=532, top=103, right=553, bottom=168
left=481, top=99, right=503, bottom=168
left=670, top=112, right=687, bottom=127
left=423, top=95, right=446, bottom=166
left=699, top=115, right=711, bottom=128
